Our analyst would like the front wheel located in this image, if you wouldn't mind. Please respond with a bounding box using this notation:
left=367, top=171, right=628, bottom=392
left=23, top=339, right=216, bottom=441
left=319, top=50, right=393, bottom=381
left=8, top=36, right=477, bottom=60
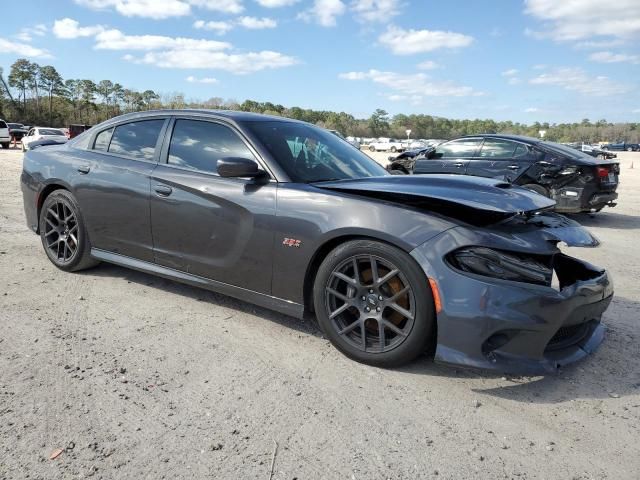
left=390, top=146, right=397, bottom=153
left=313, top=240, right=435, bottom=367
left=369, top=145, right=375, bottom=152
left=627, top=147, right=633, bottom=152
left=39, top=190, right=99, bottom=272
left=1, top=142, right=9, bottom=149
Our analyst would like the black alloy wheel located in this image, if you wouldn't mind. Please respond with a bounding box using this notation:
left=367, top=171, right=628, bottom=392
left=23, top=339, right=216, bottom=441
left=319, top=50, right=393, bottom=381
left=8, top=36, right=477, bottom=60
left=39, top=190, right=98, bottom=272
left=314, top=240, right=435, bottom=367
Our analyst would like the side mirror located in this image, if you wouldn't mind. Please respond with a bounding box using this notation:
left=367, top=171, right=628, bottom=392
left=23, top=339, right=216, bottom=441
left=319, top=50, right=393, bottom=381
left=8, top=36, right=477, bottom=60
left=217, top=157, right=266, bottom=179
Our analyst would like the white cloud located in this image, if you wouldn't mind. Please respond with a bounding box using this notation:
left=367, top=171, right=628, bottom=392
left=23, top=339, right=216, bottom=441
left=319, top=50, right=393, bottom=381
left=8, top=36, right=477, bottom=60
left=0, top=38, right=51, bottom=58
left=589, top=51, right=639, bottom=64
left=298, top=0, right=346, bottom=27
left=417, top=60, right=439, bottom=70
left=529, top=67, right=629, bottom=96
left=339, top=69, right=483, bottom=100
left=74, top=0, right=243, bottom=19
left=193, top=20, right=234, bottom=35
left=94, top=28, right=231, bottom=51
left=507, top=77, right=521, bottom=85
left=256, top=0, right=298, bottom=6
left=524, top=0, right=640, bottom=41
left=237, top=16, right=277, bottom=29
left=190, top=0, right=244, bottom=14
left=633, top=108, right=640, bottom=113
left=14, top=24, right=47, bottom=42
left=186, top=75, right=218, bottom=83
left=501, top=68, right=518, bottom=76
left=524, top=107, right=539, bottom=113
left=501, top=69, right=521, bottom=85
left=53, top=18, right=104, bottom=39
left=378, top=25, right=473, bottom=55
left=127, top=49, right=297, bottom=74
left=574, top=39, right=626, bottom=49
left=351, top=0, right=401, bottom=23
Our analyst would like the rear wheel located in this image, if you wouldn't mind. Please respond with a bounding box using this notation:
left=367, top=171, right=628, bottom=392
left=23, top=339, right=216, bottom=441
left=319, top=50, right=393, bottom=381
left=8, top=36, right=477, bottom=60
left=522, top=183, right=550, bottom=197
left=390, top=146, right=397, bottom=153
left=313, top=240, right=435, bottom=367
left=627, top=147, right=633, bottom=152
left=369, top=145, right=375, bottom=152
left=39, top=190, right=99, bottom=272
left=1, top=142, right=9, bottom=149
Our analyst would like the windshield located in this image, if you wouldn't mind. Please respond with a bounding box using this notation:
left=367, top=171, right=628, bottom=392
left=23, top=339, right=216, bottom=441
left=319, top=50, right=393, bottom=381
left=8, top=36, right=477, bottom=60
left=246, top=121, right=387, bottom=182
left=8, top=123, right=23, bottom=129
left=40, top=128, right=66, bottom=136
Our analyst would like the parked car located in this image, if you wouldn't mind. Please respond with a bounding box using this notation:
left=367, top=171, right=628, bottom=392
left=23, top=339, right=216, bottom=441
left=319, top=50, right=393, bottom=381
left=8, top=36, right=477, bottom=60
left=21, top=127, right=68, bottom=151
left=601, top=141, right=639, bottom=152
left=7, top=123, right=28, bottom=143
left=573, top=143, right=617, bottom=160
left=368, top=138, right=406, bottom=152
left=328, top=129, right=360, bottom=149
left=21, top=110, right=613, bottom=372
left=68, top=124, right=93, bottom=139
left=0, top=119, right=10, bottom=149
left=387, top=134, right=620, bottom=213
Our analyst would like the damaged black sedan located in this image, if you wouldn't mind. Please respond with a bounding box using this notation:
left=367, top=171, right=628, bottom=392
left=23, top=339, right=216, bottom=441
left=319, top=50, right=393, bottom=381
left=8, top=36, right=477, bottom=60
left=387, top=134, right=620, bottom=213
left=21, top=111, right=612, bottom=373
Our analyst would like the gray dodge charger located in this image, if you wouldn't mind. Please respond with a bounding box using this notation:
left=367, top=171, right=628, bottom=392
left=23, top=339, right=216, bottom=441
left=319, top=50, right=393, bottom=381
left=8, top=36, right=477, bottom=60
left=20, top=110, right=613, bottom=373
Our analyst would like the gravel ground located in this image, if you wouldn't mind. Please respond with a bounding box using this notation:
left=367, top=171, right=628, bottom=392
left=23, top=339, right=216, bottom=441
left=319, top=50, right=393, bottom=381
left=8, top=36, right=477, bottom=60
left=1, top=146, right=639, bottom=479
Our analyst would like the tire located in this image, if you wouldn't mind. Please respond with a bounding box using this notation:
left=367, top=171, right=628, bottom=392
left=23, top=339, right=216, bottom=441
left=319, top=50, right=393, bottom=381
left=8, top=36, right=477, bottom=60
left=369, top=145, right=375, bottom=152
left=522, top=183, right=550, bottom=197
left=602, top=146, right=608, bottom=151
left=1, top=142, right=9, bottom=150
left=390, top=146, right=397, bottom=153
left=313, top=240, right=435, bottom=367
left=627, top=147, right=633, bottom=152
left=39, top=190, right=99, bottom=272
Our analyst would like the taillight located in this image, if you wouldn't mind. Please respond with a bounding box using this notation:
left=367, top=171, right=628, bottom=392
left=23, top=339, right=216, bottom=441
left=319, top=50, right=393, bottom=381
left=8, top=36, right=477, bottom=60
left=596, top=166, right=609, bottom=179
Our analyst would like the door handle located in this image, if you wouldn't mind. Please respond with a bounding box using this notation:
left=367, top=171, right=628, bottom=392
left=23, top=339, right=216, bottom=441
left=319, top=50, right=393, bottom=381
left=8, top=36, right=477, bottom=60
left=453, top=162, right=465, bottom=167
left=507, top=165, right=519, bottom=170
left=154, top=185, right=173, bottom=197
left=77, top=165, right=91, bottom=174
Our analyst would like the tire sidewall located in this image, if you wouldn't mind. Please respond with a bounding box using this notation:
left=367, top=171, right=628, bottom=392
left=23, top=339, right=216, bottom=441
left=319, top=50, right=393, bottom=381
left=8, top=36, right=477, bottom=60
left=39, top=190, right=91, bottom=272
left=313, top=240, right=435, bottom=367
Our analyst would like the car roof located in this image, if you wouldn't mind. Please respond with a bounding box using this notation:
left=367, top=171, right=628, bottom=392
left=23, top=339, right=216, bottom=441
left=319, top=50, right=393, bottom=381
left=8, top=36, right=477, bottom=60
left=103, top=109, right=306, bottom=125
left=461, top=133, right=543, bottom=144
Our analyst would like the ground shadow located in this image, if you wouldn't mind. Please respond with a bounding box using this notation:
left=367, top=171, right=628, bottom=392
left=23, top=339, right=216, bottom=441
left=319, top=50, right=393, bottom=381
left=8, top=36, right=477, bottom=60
left=81, top=262, right=324, bottom=339
left=81, top=265, right=639, bottom=404
left=568, top=211, right=640, bottom=230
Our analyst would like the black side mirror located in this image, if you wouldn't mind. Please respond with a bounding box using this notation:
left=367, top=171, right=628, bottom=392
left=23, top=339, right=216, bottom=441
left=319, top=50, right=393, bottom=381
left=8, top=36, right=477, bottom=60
left=217, top=157, right=266, bottom=179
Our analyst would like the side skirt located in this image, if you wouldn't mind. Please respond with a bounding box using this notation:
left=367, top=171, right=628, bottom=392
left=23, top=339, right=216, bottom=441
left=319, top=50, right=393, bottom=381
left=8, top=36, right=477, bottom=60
left=91, top=248, right=305, bottom=319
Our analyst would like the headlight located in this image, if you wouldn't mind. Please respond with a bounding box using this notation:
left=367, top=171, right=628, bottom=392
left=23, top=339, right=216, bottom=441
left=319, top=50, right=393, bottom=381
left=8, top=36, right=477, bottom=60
left=448, top=247, right=552, bottom=286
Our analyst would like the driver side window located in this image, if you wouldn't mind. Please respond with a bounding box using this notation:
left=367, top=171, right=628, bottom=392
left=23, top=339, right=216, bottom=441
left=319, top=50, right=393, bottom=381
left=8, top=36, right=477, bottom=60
left=433, top=139, right=481, bottom=159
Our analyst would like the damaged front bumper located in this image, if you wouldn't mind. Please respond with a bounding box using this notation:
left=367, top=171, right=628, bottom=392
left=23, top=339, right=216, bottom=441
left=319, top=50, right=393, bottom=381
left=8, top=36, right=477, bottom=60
left=411, top=215, right=613, bottom=374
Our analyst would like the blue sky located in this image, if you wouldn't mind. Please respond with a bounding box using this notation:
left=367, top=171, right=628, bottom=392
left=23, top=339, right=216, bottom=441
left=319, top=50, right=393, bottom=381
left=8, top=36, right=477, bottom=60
left=1, top=0, right=639, bottom=123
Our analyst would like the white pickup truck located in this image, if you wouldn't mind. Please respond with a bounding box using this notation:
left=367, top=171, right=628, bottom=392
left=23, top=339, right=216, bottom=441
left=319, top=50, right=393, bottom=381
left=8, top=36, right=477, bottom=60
left=368, top=138, right=406, bottom=152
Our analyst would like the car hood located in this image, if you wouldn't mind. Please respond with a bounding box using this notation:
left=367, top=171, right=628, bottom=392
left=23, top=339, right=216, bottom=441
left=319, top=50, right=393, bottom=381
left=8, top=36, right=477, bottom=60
left=314, top=174, right=555, bottom=216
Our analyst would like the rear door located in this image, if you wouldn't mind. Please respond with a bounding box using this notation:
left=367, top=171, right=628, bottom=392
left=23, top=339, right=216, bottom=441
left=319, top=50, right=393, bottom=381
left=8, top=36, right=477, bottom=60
left=74, top=118, right=168, bottom=262
left=413, top=138, right=481, bottom=174
left=466, top=138, right=532, bottom=181
left=149, top=117, right=276, bottom=294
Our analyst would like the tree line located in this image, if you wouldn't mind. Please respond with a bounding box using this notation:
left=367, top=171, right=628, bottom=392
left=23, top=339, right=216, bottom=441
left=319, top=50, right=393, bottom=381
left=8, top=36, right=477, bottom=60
left=1, top=58, right=638, bottom=143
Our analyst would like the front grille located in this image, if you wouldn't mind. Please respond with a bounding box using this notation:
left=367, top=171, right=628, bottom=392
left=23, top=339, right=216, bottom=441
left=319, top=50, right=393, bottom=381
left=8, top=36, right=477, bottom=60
left=546, top=322, right=592, bottom=351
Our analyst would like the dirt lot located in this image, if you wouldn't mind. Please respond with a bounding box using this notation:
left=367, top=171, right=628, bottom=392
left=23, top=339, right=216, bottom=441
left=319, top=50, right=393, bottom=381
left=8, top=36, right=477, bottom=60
left=1, top=146, right=639, bottom=479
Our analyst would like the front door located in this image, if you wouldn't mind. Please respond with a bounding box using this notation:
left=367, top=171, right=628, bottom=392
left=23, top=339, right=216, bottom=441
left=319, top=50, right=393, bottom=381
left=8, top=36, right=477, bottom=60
left=413, top=138, right=482, bottom=174
left=149, top=117, right=276, bottom=295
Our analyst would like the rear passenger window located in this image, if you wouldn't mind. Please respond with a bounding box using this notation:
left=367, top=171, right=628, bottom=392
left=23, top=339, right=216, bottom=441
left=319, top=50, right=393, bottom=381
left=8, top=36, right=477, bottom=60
left=168, top=119, right=256, bottom=174
left=94, top=127, right=113, bottom=151
left=108, top=120, right=164, bottom=160
left=479, top=139, right=517, bottom=159
left=0, top=121, right=7, bottom=129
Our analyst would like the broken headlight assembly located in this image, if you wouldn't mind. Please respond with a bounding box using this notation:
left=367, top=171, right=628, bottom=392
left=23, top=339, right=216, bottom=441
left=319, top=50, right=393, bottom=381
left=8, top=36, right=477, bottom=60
left=447, top=247, right=553, bottom=286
